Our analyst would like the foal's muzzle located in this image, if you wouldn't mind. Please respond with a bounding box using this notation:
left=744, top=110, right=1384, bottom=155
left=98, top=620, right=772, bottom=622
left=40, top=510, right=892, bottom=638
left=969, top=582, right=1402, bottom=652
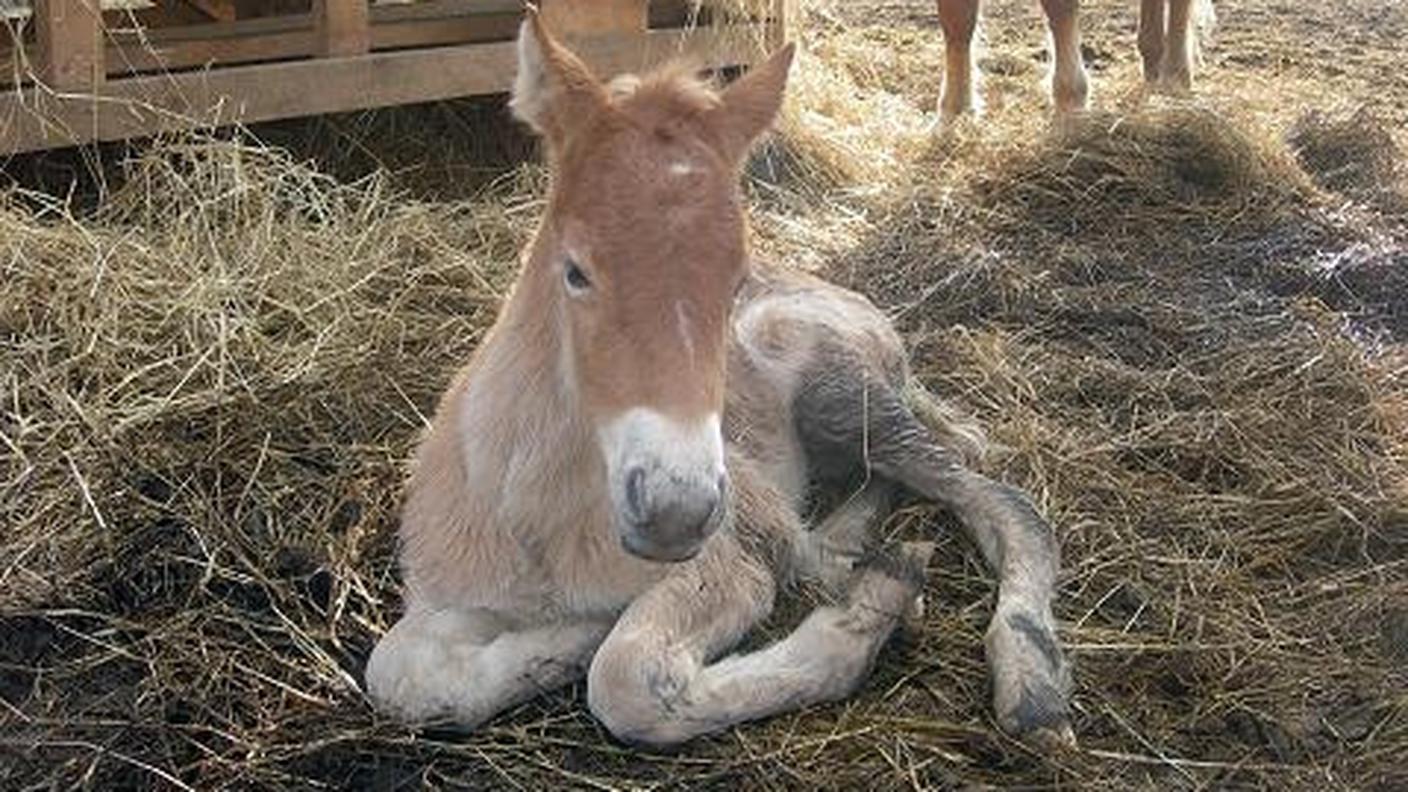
left=600, top=410, right=728, bottom=563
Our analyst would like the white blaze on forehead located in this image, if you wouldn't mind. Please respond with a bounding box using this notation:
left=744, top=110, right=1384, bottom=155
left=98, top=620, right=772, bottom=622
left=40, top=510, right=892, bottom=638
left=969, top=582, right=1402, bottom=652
left=598, top=409, right=724, bottom=488
left=669, top=160, right=699, bottom=176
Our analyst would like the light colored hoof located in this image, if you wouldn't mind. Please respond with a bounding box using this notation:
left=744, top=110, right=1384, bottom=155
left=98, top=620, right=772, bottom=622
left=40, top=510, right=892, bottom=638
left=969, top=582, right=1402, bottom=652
left=1152, top=61, right=1193, bottom=96
left=936, top=84, right=983, bottom=132
left=1026, top=722, right=1079, bottom=753
left=845, top=541, right=935, bottom=630
left=1050, top=67, right=1090, bottom=118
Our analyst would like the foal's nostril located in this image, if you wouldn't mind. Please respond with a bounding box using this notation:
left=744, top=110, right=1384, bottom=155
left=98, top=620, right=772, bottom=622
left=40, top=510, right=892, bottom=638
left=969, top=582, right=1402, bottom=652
left=624, top=466, right=649, bottom=525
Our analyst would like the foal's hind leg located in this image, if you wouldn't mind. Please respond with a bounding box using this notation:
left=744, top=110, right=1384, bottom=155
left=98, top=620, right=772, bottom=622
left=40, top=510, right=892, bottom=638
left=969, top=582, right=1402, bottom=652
left=366, top=608, right=610, bottom=727
left=794, top=358, right=1074, bottom=747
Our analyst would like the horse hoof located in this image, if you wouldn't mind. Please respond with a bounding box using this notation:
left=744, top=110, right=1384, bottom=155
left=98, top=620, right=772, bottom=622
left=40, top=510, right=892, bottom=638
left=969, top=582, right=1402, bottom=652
left=1026, top=722, right=1079, bottom=753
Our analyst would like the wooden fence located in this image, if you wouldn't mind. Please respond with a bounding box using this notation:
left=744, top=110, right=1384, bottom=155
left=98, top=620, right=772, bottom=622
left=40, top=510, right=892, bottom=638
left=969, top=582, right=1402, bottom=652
left=0, top=0, right=787, bottom=153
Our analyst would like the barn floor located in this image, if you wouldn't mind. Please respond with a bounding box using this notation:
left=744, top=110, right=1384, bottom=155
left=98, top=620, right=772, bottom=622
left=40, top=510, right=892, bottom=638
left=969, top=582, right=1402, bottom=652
left=2, top=0, right=1406, bottom=789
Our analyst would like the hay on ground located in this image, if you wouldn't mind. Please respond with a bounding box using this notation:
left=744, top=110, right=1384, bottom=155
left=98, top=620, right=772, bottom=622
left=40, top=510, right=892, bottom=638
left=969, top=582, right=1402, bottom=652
left=3, top=3, right=1408, bottom=788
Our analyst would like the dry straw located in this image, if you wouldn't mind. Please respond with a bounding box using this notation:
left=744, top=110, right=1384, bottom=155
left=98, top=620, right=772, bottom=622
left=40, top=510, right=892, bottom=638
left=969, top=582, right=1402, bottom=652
left=3, top=2, right=1407, bottom=789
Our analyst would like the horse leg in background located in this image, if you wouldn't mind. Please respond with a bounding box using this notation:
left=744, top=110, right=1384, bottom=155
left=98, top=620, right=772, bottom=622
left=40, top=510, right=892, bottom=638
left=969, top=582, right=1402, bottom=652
left=1040, top=0, right=1090, bottom=114
left=587, top=469, right=933, bottom=747
left=937, top=0, right=981, bottom=121
left=366, top=608, right=611, bottom=727
left=793, top=355, right=1074, bottom=747
left=1138, top=0, right=1168, bottom=85
left=1158, top=0, right=1195, bottom=93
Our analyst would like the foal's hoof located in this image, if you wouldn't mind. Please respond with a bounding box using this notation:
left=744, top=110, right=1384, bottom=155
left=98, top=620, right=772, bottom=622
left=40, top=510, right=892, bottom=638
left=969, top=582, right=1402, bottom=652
left=1026, top=721, right=1079, bottom=753
left=845, top=541, right=935, bottom=630
left=987, top=604, right=1075, bottom=752
left=996, top=677, right=1076, bottom=752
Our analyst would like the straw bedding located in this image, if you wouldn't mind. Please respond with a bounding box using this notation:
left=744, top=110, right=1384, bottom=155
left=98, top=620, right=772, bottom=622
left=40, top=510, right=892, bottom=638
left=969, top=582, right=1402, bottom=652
left=2, top=0, right=1406, bottom=788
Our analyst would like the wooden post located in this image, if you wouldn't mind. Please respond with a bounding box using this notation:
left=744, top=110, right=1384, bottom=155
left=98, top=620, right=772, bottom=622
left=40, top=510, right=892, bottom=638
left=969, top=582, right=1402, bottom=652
left=315, top=0, right=371, bottom=57
left=541, top=0, right=647, bottom=36
left=35, top=0, right=103, bottom=91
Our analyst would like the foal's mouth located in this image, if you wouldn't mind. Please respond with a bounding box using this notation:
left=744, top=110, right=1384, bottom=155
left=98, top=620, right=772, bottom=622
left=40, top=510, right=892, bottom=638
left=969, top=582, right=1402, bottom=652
left=620, top=532, right=703, bottom=563
left=600, top=409, right=729, bottom=563
left=617, top=484, right=728, bottom=564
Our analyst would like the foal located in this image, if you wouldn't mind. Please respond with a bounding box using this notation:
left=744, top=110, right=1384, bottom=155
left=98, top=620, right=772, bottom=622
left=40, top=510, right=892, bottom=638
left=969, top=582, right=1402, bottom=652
left=938, top=0, right=1215, bottom=121
left=366, top=11, right=1072, bottom=748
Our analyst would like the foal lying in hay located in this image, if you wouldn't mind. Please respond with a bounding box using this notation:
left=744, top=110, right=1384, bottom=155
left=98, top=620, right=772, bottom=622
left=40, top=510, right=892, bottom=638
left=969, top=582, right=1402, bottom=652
left=367, top=11, right=1073, bottom=748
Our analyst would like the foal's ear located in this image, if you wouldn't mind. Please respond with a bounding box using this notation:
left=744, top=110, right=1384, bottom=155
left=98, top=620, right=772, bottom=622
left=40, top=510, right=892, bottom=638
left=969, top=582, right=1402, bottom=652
left=704, top=43, right=796, bottom=164
left=511, top=6, right=609, bottom=150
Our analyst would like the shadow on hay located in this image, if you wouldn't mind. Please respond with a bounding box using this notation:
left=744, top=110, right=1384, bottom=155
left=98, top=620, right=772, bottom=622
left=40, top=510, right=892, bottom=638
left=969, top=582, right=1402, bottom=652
left=796, top=105, right=1408, bottom=786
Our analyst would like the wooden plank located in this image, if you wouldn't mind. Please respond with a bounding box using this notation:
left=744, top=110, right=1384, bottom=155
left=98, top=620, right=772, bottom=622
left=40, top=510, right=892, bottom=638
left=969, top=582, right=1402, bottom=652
left=102, top=12, right=521, bottom=76
left=315, top=0, right=370, bottom=56
left=1, top=24, right=765, bottom=154
left=373, top=0, right=519, bottom=24
left=542, top=0, right=645, bottom=36
left=107, top=28, right=312, bottom=75
left=35, top=0, right=104, bottom=90
left=373, top=14, right=519, bottom=52
left=185, top=0, right=236, bottom=23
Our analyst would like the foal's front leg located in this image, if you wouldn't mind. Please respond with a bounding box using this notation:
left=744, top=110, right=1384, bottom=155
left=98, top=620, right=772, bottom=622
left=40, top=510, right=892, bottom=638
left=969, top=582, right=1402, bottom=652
left=587, top=537, right=931, bottom=747
left=366, top=607, right=611, bottom=727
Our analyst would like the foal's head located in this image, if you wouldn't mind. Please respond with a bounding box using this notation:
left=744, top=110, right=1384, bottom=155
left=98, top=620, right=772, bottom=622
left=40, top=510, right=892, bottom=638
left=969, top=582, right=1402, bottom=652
left=512, top=12, right=793, bottom=562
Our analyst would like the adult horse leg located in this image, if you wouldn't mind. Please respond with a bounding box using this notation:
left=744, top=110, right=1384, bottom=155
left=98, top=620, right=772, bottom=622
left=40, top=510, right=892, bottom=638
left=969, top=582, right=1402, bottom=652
left=587, top=470, right=932, bottom=747
left=1138, top=0, right=1167, bottom=85
left=366, top=608, right=611, bottom=727
left=937, top=0, right=982, bottom=121
left=792, top=353, right=1074, bottom=747
left=1157, top=0, right=1195, bottom=93
left=1040, top=0, right=1090, bottom=115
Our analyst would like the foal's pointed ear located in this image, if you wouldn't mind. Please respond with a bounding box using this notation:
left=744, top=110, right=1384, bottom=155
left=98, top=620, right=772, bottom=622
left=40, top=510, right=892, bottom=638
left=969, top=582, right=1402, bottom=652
left=705, top=43, right=796, bottom=164
left=511, top=6, right=609, bottom=150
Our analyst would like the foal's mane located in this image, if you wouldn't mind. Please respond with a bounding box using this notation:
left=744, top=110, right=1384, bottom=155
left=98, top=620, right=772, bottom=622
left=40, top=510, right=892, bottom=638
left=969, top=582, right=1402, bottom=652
left=607, top=62, right=727, bottom=141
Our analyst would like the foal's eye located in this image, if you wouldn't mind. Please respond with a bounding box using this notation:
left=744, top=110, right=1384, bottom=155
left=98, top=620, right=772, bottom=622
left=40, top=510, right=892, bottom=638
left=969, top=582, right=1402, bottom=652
left=564, top=258, right=591, bottom=293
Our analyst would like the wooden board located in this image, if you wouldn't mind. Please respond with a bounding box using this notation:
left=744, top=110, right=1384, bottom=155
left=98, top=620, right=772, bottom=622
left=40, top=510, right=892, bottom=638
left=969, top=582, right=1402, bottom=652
left=35, top=0, right=103, bottom=90
left=102, top=6, right=521, bottom=76
left=0, top=23, right=775, bottom=154
left=542, top=0, right=646, bottom=36
left=315, top=0, right=370, bottom=56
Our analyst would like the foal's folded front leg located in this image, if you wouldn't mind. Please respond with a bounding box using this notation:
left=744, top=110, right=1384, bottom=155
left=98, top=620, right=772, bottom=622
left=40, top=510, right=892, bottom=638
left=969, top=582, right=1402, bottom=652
left=366, top=607, right=612, bottom=728
left=587, top=539, right=933, bottom=747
